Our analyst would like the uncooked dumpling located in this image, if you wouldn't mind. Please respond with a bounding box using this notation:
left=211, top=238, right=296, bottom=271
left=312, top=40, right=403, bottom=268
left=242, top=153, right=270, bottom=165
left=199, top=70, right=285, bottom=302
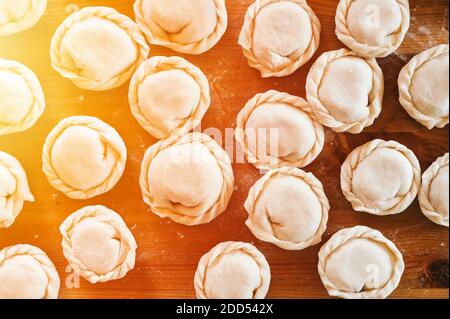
left=245, top=167, right=329, bottom=250
left=129, top=56, right=210, bottom=139
left=341, top=139, right=421, bottom=215
left=42, top=116, right=127, bottom=200
left=238, top=0, right=321, bottom=77
left=60, top=205, right=137, bottom=284
left=0, top=0, right=47, bottom=36
left=50, top=6, right=149, bottom=91
left=194, top=242, right=271, bottom=299
left=336, top=0, right=410, bottom=57
left=0, top=151, right=34, bottom=228
left=306, top=49, right=384, bottom=133
left=140, top=133, right=234, bottom=226
left=0, top=244, right=60, bottom=299
left=0, top=58, right=45, bottom=136
left=419, top=153, right=449, bottom=227
left=134, top=0, right=228, bottom=54
left=318, top=226, right=404, bottom=299
left=235, top=90, right=324, bottom=170
left=398, top=45, right=449, bottom=129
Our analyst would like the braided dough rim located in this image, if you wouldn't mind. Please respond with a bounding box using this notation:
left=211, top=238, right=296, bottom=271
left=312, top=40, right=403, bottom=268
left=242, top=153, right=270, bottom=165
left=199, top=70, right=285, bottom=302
left=235, top=90, right=325, bottom=170
left=0, top=0, right=47, bottom=36
left=306, top=48, right=384, bottom=134
left=0, top=244, right=60, bottom=299
left=134, top=0, right=228, bottom=55
left=140, top=132, right=234, bottom=226
left=318, top=226, right=405, bottom=299
left=340, top=139, right=421, bottom=216
left=244, top=167, right=329, bottom=250
left=59, top=205, right=138, bottom=284
left=335, top=0, right=410, bottom=58
left=129, top=56, right=211, bottom=140
left=238, top=0, right=321, bottom=78
left=398, top=44, right=449, bottom=129
left=50, top=6, right=150, bottom=91
left=194, top=241, right=271, bottom=299
left=419, top=153, right=449, bottom=227
left=0, top=58, right=46, bottom=136
left=42, top=116, right=127, bottom=200
left=0, top=151, right=34, bottom=228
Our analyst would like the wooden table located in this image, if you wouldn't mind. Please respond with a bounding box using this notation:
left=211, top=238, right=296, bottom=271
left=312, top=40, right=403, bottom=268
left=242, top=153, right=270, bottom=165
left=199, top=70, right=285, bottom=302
left=0, top=0, right=448, bottom=299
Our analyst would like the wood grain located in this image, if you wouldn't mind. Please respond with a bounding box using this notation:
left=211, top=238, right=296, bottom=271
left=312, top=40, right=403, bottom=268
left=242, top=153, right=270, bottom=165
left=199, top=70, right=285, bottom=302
left=0, top=0, right=448, bottom=299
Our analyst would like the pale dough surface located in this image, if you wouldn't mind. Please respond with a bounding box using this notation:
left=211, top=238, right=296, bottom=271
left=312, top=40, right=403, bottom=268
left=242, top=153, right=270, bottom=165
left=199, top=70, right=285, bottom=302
left=140, top=133, right=234, bottom=226
left=134, top=0, right=228, bottom=54
left=318, top=226, right=404, bottom=299
left=194, top=242, right=271, bottom=299
left=238, top=0, right=321, bottom=77
left=245, top=167, right=329, bottom=250
left=419, top=153, right=449, bottom=227
left=129, top=56, right=210, bottom=139
left=335, top=0, right=410, bottom=57
left=0, top=151, right=34, bottom=228
left=0, top=0, right=47, bottom=36
left=341, top=139, right=421, bottom=216
left=0, top=244, right=60, bottom=299
left=235, top=90, right=324, bottom=170
left=42, top=116, right=127, bottom=200
left=398, top=45, right=449, bottom=129
left=60, top=205, right=137, bottom=284
left=306, top=49, right=384, bottom=134
left=0, top=59, right=45, bottom=136
left=50, top=6, right=149, bottom=91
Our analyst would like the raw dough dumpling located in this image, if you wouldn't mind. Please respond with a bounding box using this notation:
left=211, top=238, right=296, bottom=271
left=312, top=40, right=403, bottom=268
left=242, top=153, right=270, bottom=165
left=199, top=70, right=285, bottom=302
left=0, top=151, right=34, bottom=228
left=129, top=56, right=210, bottom=139
left=42, top=116, right=127, bottom=200
left=341, top=139, right=421, bottom=216
left=238, top=0, right=321, bottom=77
left=140, top=133, right=234, bottom=226
left=0, top=59, right=45, bottom=136
left=398, top=45, right=449, bottom=129
left=0, top=0, right=46, bottom=36
left=60, top=205, right=137, bottom=284
left=245, top=167, right=329, bottom=250
left=0, top=244, right=60, bottom=299
left=336, top=0, right=410, bottom=58
left=194, top=242, right=271, bottom=299
left=306, top=49, right=384, bottom=134
left=318, top=226, right=404, bottom=299
left=50, top=6, right=149, bottom=91
left=236, top=90, right=324, bottom=170
left=419, top=153, right=449, bottom=227
left=134, top=0, right=228, bottom=54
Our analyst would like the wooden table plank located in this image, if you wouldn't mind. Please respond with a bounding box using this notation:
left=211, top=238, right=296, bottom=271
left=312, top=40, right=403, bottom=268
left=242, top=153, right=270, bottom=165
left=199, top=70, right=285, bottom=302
left=0, top=0, right=448, bottom=299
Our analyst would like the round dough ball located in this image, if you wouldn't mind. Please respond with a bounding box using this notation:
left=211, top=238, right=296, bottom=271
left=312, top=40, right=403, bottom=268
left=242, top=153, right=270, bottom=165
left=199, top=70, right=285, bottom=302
left=60, top=205, right=137, bottom=284
left=50, top=6, right=149, bottom=91
left=42, top=116, right=127, bottom=200
left=341, top=139, right=421, bottom=216
left=318, top=226, right=405, bottom=299
left=0, top=151, right=34, bottom=228
left=245, top=167, right=329, bottom=250
left=0, top=244, right=60, bottom=299
left=194, top=242, right=271, bottom=299
left=0, top=59, right=45, bottom=136
left=236, top=90, right=324, bottom=170
left=306, top=49, right=384, bottom=134
left=238, top=0, right=321, bottom=77
left=140, top=133, right=234, bottom=226
left=0, top=0, right=47, bottom=36
left=129, top=56, right=210, bottom=139
left=134, top=0, right=228, bottom=54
